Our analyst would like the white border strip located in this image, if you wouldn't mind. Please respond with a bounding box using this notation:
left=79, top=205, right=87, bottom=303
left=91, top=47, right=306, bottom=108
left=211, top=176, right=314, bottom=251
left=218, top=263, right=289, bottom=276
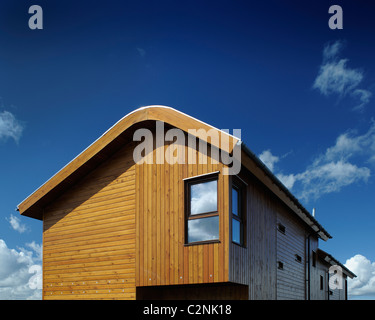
left=182, top=171, right=220, bottom=181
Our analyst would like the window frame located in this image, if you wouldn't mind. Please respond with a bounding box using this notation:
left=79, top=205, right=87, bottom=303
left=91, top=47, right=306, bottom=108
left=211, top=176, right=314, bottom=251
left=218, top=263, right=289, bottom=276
left=184, top=172, right=220, bottom=245
left=231, top=175, right=246, bottom=247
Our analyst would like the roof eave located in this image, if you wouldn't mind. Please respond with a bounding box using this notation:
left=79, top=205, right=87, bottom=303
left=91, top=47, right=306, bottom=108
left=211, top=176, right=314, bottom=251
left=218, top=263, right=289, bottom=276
left=317, top=249, right=357, bottom=279
left=240, top=141, right=332, bottom=241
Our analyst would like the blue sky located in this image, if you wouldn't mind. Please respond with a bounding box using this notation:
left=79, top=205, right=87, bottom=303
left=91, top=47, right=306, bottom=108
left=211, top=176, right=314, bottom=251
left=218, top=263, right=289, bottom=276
left=0, top=0, right=375, bottom=299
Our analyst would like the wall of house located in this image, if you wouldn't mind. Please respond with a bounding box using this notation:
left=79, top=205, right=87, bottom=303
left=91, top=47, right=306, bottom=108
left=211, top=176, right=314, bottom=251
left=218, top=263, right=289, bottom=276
left=42, top=143, right=137, bottom=299
left=228, top=172, right=277, bottom=299
left=329, top=276, right=347, bottom=300
left=310, top=244, right=328, bottom=300
left=312, top=259, right=348, bottom=300
left=228, top=168, right=318, bottom=300
left=135, top=132, right=230, bottom=288
left=276, top=207, right=306, bottom=300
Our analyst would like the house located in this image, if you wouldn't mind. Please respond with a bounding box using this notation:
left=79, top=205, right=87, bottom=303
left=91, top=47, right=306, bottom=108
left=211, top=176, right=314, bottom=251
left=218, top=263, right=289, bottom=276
left=18, top=105, right=355, bottom=300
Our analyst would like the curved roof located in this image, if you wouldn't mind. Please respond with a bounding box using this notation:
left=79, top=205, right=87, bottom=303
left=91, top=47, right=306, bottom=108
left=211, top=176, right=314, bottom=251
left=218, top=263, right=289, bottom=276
left=17, top=105, right=331, bottom=241
left=17, top=105, right=239, bottom=219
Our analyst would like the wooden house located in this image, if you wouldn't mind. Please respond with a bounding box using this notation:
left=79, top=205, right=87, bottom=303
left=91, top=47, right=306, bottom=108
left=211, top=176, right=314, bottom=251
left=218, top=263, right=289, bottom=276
left=18, top=105, right=355, bottom=300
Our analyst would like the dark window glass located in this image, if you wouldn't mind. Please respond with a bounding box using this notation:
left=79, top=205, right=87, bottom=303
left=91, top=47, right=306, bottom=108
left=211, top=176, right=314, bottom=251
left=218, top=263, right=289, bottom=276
left=231, top=179, right=245, bottom=246
left=232, top=218, right=241, bottom=244
left=277, top=223, right=286, bottom=234
left=312, top=251, right=317, bottom=267
left=232, top=187, right=239, bottom=216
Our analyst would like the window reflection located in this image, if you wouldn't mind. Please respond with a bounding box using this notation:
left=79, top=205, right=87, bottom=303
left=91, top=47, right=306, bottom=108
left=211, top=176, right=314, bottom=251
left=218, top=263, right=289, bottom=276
left=232, top=187, right=239, bottom=216
left=188, top=216, right=219, bottom=243
left=232, top=219, right=241, bottom=244
left=190, top=180, right=217, bottom=215
left=232, top=180, right=245, bottom=246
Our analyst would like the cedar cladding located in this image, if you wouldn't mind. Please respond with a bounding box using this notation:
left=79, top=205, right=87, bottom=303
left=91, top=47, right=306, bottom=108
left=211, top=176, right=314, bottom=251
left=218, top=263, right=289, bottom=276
left=135, top=133, right=230, bottom=287
left=228, top=171, right=278, bottom=299
left=43, top=144, right=137, bottom=299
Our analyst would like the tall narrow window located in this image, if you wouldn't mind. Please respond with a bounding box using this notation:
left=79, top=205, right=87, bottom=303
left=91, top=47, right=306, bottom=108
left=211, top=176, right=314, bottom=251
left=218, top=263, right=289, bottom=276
left=232, top=176, right=245, bottom=246
left=312, top=251, right=317, bottom=267
left=185, top=173, right=219, bottom=244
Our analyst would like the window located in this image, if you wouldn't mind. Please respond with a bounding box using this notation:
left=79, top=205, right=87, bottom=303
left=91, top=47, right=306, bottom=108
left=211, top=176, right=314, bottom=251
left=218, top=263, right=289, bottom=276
left=278, top=261, right=284, bottom=270
left=277, top=223, right=286, bottom=234
left=320, top=275, right=324, bottom=290
left=312, top=251, right=317, bottom=267
left=295, top=254, right=302, bottom=263
left=232, top=176, right=246, bottom=246
left=185, top=173, right=219, bottom=244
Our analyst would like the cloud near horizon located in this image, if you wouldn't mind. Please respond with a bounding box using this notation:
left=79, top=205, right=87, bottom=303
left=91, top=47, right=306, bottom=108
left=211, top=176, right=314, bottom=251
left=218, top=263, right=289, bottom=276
left=0, top=239, right=42, bottom=300
left=345, top=254, right=375, bottom=297
left=313, top=40, right=372, bottom=112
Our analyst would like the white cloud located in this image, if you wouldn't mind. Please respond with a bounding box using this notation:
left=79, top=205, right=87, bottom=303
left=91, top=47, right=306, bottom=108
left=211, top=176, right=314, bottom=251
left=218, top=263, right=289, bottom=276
left=313, top=58, right=363, bottom=96
left=313, top=40, right=371, bottom=111
left=351, top=89, right=372, bottom=112
left=322, top=39, right=344, bottom=62
left=259, top=149, right=279, bottom=172
left=296, top=160, right=370, bottom=201
left=324, top=120, right=375, bottom=161
left=6, top=214, right=28, bottom=233
left=345, top=254, right=375, bottom=297
left=261, top=121, right=375, bottom=202
left=26, top=241, right=42, bottom=261
left=276, top=173, right=296, bottom=190
left=0, top=110, right=24, bottom=143
left=0, top=239, right=42, bottom=300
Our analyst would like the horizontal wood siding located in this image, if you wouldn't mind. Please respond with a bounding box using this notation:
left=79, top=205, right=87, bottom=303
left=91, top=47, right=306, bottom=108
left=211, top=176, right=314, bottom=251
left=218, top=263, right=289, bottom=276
left=229, top=173, right=277, bottom=300
left=136, top=134, right=230, bottom=288
left=276, top=208, right=306, bottom=300
left=43, top=144, right=136, bottom=300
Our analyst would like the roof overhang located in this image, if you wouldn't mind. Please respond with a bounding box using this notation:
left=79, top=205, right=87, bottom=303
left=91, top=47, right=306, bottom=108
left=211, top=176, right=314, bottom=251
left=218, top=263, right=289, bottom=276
left=317, top=249, right=356, bottom=279
left=17, top=105, right=239, bottom=219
